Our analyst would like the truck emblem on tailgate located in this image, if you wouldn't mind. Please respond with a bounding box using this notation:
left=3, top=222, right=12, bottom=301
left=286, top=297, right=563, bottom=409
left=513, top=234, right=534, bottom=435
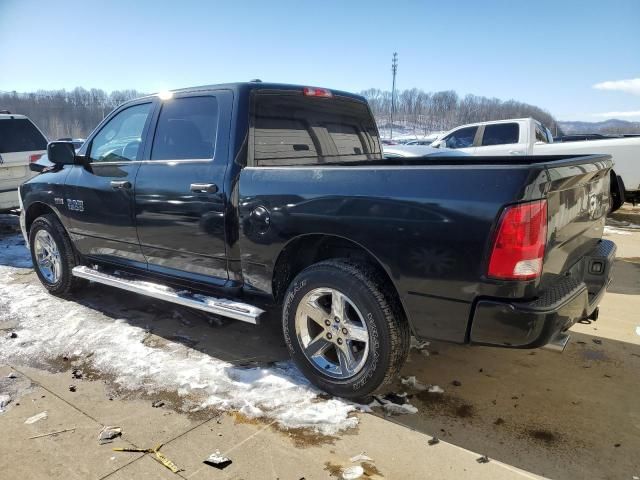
left=66, top=199, right=84, bottom=212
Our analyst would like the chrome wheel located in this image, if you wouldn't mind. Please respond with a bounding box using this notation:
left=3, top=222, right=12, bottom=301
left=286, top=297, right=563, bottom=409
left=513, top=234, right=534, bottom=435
left=34, top=230, right=62, bottom=284
left=295, top=287, right=370, bottom=379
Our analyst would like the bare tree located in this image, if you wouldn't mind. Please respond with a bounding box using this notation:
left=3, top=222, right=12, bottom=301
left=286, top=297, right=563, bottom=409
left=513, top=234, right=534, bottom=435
left=0, top=88, right=146, bottom=139
left=361, top=88, right=563, bottom=136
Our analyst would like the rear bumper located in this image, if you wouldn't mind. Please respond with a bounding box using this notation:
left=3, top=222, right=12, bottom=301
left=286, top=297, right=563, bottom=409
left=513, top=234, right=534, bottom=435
left=470, top=239, right=616, bottom=348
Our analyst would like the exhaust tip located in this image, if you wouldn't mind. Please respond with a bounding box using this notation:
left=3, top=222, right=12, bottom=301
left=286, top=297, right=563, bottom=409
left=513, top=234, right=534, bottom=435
left=543, top=332, right=570, bottom=353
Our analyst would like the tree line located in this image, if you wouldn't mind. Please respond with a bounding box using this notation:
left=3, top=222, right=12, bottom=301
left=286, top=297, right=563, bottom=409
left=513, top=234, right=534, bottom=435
left=1, top=86, right=564, bottom=140
left=0, top=88, right=145, bottom=139
left=361, top=88, right=563, bottom=136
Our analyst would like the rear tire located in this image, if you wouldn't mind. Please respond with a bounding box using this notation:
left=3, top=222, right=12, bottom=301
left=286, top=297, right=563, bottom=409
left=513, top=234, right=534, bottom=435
left=282, top=259, right=410, bottom=399
left=29, top=214, right=87, bottom=295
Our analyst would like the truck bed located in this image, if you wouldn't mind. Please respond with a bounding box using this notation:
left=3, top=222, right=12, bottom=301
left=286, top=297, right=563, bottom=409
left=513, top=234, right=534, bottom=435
left=238, top=153, right=614, bottom=344
left=324, top=153, right=607, bottom=167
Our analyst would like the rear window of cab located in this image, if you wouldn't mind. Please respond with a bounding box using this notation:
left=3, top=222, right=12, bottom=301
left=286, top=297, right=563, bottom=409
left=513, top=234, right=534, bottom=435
left=250, top=91, right=382, bottom=166
left=0, top=118, right=47, bottom=153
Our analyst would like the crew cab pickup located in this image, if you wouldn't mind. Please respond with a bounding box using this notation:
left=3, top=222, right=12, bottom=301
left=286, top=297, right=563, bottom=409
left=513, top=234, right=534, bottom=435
left=19, top=83, right=618, bottom=399
left=431, top=117, right=638, bottom=204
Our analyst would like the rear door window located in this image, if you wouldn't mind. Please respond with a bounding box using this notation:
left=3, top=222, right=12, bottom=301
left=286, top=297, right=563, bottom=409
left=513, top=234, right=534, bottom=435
left=0, top=119, right=47, bottom=153
left=535, top=124, right=550, bottom=143
left=481, top=123, right=520, bottom=146
left=443, top=126, right=478, bottom=149
left=151, top=96, right=219, bottom=161
left=252, top=92, right=381, bottom=166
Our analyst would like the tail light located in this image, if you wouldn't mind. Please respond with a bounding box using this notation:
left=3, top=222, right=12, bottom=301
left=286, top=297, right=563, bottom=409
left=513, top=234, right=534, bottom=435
left=29, top=154, right=43, bottom=163
left=303, top=87, right=333, bottom=98
left=488, top=200, right=547, bottom=280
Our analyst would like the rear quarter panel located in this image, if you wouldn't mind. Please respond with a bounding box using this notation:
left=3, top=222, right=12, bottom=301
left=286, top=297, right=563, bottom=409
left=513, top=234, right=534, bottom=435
left=237, top=164, right=547, bottom=342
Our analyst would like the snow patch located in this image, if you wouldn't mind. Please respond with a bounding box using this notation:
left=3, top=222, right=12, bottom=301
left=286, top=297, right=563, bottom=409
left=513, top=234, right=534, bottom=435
left=0, top=238, right=359, bottom=435
left=0, top=234, right=32, bottom=268
left=24, top=411, right=48, bottom=424
left=401, top=376, right=428, bottom=391
left=603, top=226, right=632, bottom=236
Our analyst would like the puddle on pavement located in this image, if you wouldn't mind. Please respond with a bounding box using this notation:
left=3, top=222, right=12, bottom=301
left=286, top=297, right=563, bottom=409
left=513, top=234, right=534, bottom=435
left=524, top=429, right=560, bottom=445
left=580, top=348, right=609, bottom=361
left=413, top=391, right=476, bottom=420
left=38, top=355, right=219, bottom=421
left=231, top=411, right=341, bottom=448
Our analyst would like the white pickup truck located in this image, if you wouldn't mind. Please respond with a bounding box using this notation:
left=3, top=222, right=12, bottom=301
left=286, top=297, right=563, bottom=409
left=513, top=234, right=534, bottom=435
left=432, top=117, right=640, bottom=203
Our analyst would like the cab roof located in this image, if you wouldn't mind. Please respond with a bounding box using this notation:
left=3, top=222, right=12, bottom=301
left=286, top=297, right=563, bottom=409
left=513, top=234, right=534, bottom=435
left=137, top=82, right=367, bottom=103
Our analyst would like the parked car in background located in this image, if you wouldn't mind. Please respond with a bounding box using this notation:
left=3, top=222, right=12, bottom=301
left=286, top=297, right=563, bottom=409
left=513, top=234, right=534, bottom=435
left=404, top=132, right=445, bottom=145
left=554, top=134, right=611, bottom=142
left=0, top=112, right=48, bottom=211
left=30, top=138, right=85, bottom=173
left=431, top=117, right=639, bottom=204
left=57, top=138, right=86, bottom=150
left=383, top=145, right=468, bottom=158
left=555, top=134, right=640, bottom=142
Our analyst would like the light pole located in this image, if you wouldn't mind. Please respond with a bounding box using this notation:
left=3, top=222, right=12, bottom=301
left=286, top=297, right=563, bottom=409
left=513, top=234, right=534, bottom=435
left=390, top=52, right=398, bottom=140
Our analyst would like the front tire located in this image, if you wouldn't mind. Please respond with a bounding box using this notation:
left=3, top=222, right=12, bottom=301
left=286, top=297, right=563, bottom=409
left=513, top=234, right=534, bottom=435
left=29, top=214, right=86, bottom=295
left=282, top=259, right=410, bottom=399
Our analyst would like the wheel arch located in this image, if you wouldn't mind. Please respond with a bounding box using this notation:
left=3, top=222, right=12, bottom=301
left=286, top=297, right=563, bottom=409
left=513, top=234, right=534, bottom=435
left=271, top=233, right=412, bottom=332
left=24, top=202, right=62, bottom=236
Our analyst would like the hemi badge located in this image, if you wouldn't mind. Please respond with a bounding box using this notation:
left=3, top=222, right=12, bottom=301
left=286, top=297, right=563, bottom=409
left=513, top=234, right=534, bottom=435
left=54, top=197, right=64, bottom=205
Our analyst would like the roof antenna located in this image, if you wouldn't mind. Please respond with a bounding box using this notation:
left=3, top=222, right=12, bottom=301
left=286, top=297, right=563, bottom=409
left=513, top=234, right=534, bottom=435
left=250, top=79, right=262, bottom=83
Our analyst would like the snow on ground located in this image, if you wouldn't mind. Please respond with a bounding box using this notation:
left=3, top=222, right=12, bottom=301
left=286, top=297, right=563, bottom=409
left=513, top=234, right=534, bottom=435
left=0, top=233, right=358, bottom=435
left=604, top=226, right=633, bottom=236
left=0, top=233, right=32, bottom=268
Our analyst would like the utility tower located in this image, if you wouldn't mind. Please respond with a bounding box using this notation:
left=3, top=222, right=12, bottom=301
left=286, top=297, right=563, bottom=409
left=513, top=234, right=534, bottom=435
left=390, top=52, right=398, bottom=140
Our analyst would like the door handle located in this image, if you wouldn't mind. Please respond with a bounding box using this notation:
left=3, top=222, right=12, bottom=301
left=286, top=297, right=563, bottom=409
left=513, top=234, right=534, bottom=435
left=110, top=180, right=132, bottom=190
left=190, top=183, right=218, bottom=193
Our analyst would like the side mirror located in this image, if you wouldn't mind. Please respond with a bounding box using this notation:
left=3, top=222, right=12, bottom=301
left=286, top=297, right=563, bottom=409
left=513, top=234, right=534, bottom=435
left=47, top=141, right=80, bottom=166
left=431, top=140, right=444, bottom=148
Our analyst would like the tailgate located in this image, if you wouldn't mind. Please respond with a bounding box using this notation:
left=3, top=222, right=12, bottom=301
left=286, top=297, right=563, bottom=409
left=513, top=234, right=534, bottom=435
left=0, top=151, right=40, bottom=190
left=542, top=155, right=613, bottom=283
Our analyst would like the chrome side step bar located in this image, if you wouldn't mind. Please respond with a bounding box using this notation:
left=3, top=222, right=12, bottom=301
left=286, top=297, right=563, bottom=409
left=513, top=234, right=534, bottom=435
left=72, top=266, right=264, bottom=324
left=542, top=331, right=570, bottom=353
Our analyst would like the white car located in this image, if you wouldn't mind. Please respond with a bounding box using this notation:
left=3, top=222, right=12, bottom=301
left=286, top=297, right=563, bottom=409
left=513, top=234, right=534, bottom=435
left=0, top=112, right=48, bottom=212
left=383, top=145, right=468, bottom=158
left=432, top=118, right=640, bottom=203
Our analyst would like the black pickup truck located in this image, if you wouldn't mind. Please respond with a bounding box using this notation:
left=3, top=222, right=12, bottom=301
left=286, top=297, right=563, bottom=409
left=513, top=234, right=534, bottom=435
left=19, top=82, right=619, bottom=398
